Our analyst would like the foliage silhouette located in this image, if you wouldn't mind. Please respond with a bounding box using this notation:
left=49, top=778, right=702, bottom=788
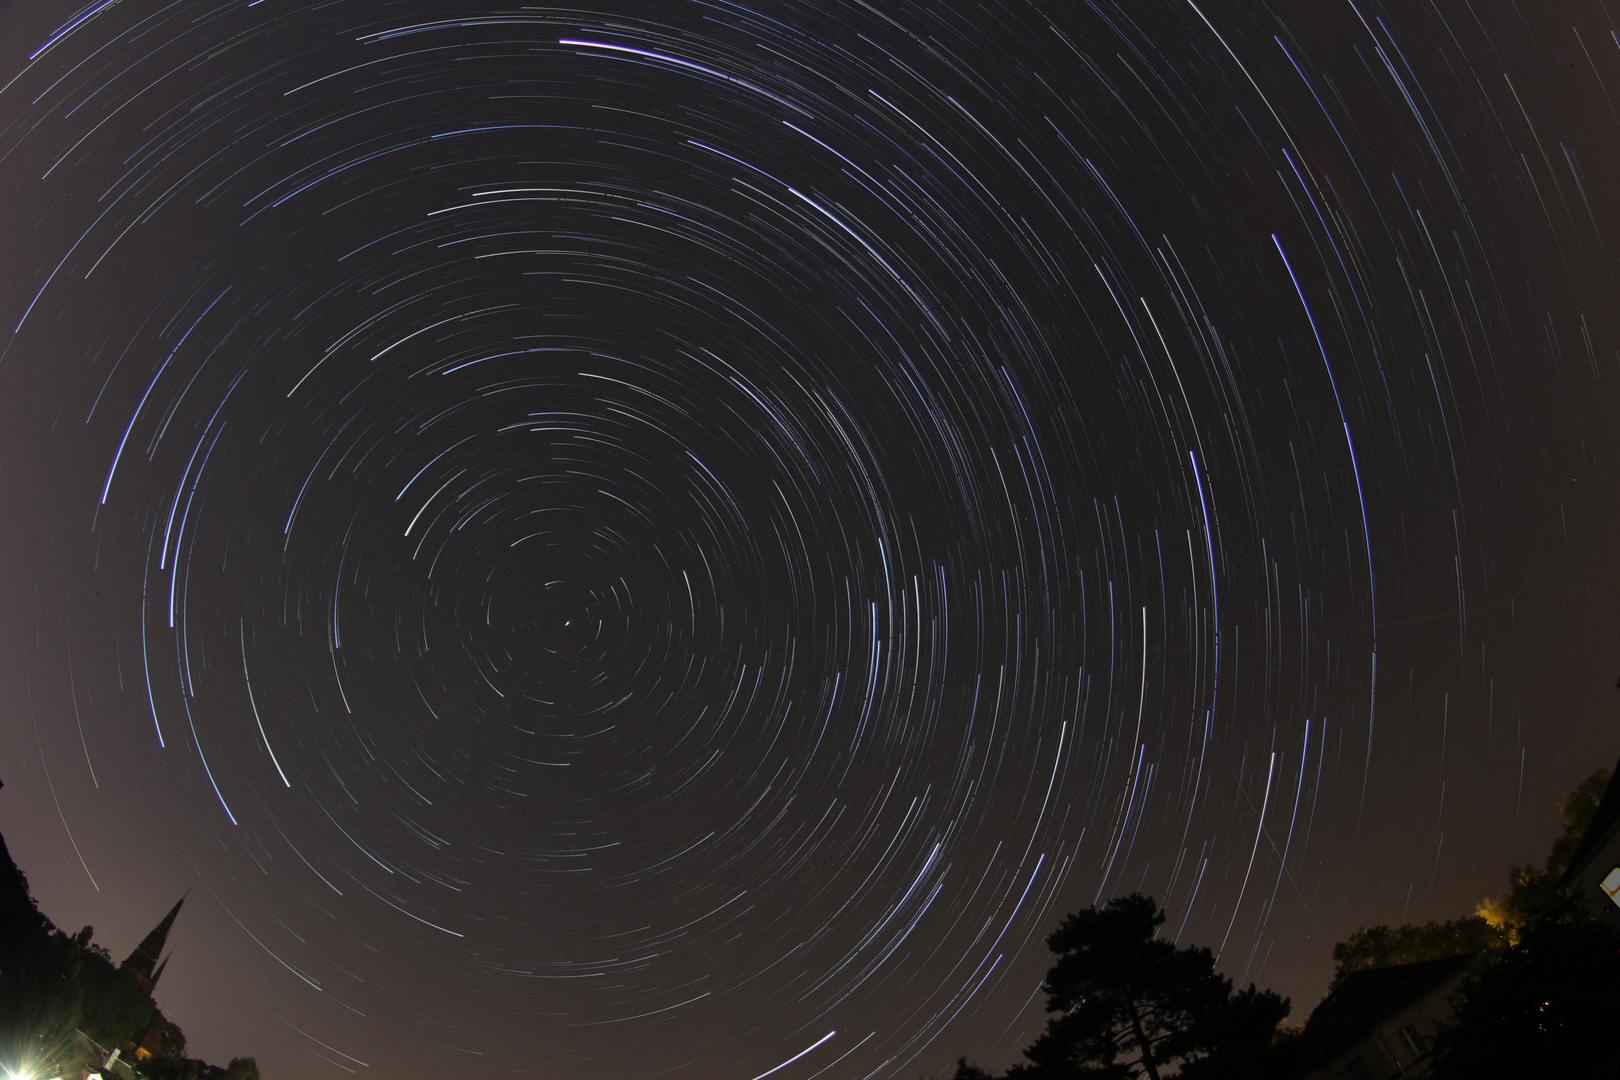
left=951, top=894, right=1290, bottom=1080
left=1328, top=917, right=1502, bottom=992
left=1430, top=919, right=1620, bottom=1078
left=1327, top=765, right=1609, bottom=992
left=1422, top=766, right=1620, bottom=1077
left=1473, top=766, right=1607, bottom=939
left=1312, top=763, right=1617, bottom=1077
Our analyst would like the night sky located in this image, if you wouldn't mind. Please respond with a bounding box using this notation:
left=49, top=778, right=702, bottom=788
left=0, top=0, right=1617, bottom=1077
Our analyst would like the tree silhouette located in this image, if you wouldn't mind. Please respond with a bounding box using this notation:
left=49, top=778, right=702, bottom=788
left=1424, top=767, right=1620, bottom=1078
left=1314, top=762, right=1619, bottom=1078
left=1431, top=920, right=1620, bottom=1078
left=1328, top=917, right=1503, bottom=992
left=953, top=894, right=1290, bottom=1080
left=1326, top=765, right=1609, bottom=990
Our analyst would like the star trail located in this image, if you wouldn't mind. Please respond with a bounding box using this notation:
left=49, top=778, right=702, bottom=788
left=0, top=1, right=1617, bottom=1077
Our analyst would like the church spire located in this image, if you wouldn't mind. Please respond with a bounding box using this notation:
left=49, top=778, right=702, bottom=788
left=122, top=888, right=189, bottom=984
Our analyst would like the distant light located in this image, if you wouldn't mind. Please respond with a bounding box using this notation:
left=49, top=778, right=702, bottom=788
left=1601, top=867, right=1620, bottom=908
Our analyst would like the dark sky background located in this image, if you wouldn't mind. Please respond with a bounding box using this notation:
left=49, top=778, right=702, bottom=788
left=0, top=0, right=1617, bottom=1076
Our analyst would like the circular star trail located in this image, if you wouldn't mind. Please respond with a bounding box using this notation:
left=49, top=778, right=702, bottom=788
left=1, top=1, right=1617, bottom=1077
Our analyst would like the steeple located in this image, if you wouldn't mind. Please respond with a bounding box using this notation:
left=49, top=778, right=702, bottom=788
left=122, top=888, right=189, bottom=984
